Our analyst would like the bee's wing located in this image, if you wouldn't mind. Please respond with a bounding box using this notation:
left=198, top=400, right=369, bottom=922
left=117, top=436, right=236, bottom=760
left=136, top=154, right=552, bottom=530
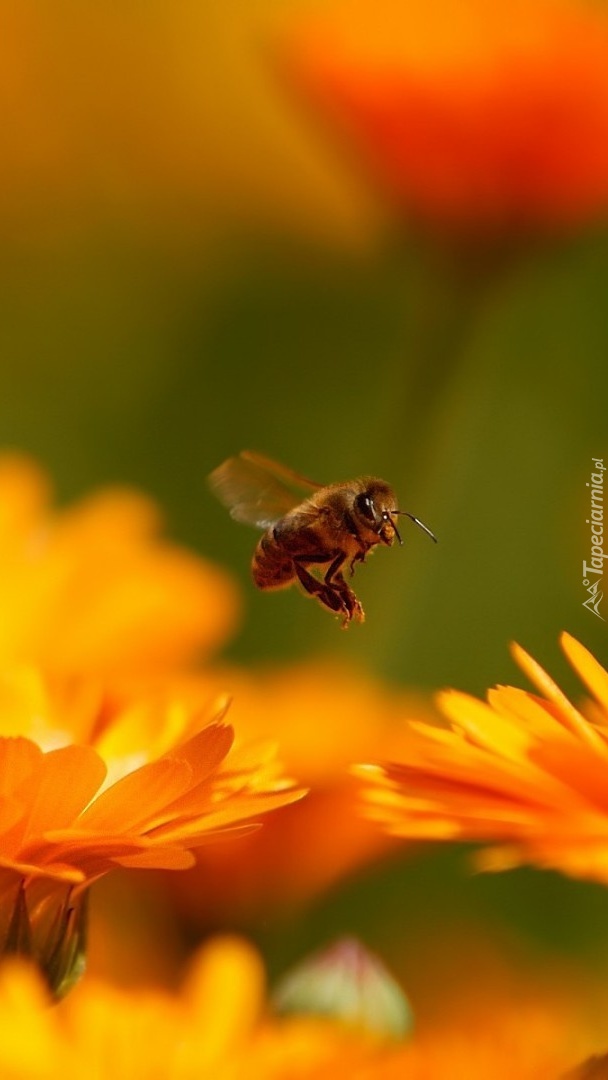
left=208, top=450, right=321, bottom=530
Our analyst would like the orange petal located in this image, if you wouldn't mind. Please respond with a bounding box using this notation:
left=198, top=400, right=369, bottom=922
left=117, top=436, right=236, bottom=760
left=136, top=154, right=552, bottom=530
left=511, top=641, right=606, bottom=750
left=164, top=722, right=234, bottom=784
left=184, top=937, right=264, bottom=1059
left=20, top=745, right=106, bottom=837
left=114, top=847, right=195, bottom=870
left=78, top=758, right=192, bottom=833
left=0, top=738, right=42, bottom=798
left=0, top=853, right=84, bottom=883
left=437, top=690, right=532, bottom=759
left=561, top=631, right=608, bottom=714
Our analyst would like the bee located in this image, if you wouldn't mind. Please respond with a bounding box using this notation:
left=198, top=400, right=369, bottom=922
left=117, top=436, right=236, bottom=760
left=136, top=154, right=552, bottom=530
left=209, top=451, right=437, bottom=627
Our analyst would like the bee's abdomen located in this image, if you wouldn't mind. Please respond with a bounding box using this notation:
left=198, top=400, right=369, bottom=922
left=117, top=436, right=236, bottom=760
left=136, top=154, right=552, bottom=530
left=252, top=529, right=295, bottom=590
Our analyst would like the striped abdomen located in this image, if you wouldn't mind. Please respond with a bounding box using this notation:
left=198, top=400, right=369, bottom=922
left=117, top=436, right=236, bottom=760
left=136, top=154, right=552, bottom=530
left=252, top=529, right=296, bottom=590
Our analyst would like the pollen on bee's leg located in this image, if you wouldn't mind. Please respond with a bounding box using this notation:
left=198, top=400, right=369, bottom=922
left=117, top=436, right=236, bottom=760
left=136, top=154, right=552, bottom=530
left=340, top=602, right=365, bottom=628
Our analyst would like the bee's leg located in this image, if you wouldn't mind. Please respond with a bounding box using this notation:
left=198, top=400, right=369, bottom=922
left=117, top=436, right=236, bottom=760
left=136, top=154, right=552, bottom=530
left=324, top=552, right=347, bottom=583
left=333, top=579, right=364, bottom=625
left=349, top=551, right=366, bottom=577
left=325, top=554, right=364, bottom=625
left=294, top=558, right=346, bottom=618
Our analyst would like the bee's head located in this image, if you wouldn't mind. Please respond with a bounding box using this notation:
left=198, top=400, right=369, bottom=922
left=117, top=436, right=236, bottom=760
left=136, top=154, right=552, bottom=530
left=354, top=481, right=401, bottom=545
left=354, top=481, right=438, bottom=547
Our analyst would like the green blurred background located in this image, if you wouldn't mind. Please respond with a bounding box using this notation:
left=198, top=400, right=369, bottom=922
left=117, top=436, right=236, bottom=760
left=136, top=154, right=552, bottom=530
left=3, top=0, right=608, bottom=989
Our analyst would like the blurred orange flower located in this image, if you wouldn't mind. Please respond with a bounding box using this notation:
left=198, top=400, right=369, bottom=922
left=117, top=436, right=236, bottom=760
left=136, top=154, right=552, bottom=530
left=0, top=454, right=239, bottom=681
left=286, top=0, right=608, bottom=234
left=163, top=661, right=435, bottom=924
left=0, top=667, right=303, bottom=995
left=0, top=5, right=379, bottom=249
left=0, top=935, right=597, bottom=1078
left=358, top=633, right=608, bottom=884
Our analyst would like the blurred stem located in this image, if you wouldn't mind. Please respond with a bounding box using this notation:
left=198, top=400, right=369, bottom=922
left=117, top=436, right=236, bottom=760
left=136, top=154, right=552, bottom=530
left=373, top=237, right=510, bottom=450
left=361, top=234, right=519, bottom=678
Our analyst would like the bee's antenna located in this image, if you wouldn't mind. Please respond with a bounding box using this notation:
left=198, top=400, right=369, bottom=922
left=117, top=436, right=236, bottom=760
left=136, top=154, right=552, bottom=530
left=381, top=510, right=403, bottom=545
left=395, top=511, right=438, bottom=544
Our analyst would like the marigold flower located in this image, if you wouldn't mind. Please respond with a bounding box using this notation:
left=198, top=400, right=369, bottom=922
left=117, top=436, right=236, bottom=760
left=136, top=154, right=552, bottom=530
left=0, top=936, right=597, bottom=1078
left=0, top=454, right=239, bottom=681
left=357, top=633, right=608, bottom=884
left=285, top=0, right=608, bottom=234
left=0, top=7, right=378, bottom=251
left=0, top=667, right=304, bottom=995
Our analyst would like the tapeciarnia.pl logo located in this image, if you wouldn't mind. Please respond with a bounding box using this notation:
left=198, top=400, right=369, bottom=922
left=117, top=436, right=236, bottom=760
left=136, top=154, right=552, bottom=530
left=582, top=457, right=605, bottom=620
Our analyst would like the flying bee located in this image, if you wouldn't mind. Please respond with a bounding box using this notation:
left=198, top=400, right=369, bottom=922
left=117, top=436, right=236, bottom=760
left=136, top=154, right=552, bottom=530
left=208, top=451, right=437, bottom=627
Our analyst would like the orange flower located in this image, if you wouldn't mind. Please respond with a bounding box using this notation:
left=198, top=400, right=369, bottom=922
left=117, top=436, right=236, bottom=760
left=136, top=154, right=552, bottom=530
left=0, top=454, right=239, bottom=682
left=0, top=936, right=597, bottom=1078
left=357, top=633, right=608, bottom=884
left=0, top=7, right=377, bottom=251
left=0, top=667, right=304, bottom=995
left=285, top=0, right=608, bottom=234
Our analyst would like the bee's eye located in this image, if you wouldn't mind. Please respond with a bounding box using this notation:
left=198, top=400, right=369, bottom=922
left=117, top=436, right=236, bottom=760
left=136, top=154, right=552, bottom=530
left=355, top=493, right=376, bottom=521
